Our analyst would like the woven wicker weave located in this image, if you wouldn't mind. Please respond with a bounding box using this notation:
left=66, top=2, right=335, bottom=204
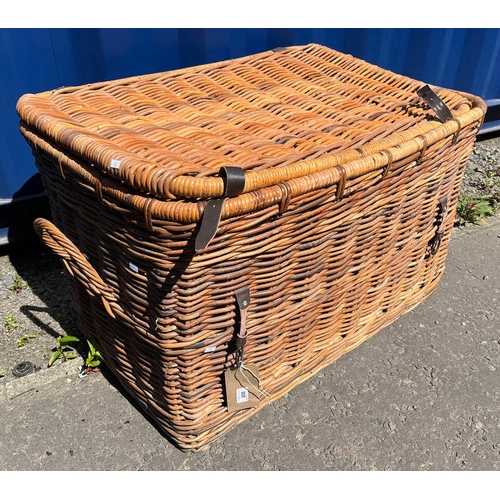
left=17, top=44, right=486, bottom=451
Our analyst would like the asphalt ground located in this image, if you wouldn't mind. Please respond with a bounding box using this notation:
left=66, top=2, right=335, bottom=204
left=0, top=217, right=499, bottom=493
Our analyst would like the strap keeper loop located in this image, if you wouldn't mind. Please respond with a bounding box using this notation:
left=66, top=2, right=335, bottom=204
left=336, top=165, right=347, bottom=200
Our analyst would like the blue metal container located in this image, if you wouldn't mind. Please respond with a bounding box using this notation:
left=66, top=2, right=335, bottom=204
left=2, top=28, right=499, bottom=244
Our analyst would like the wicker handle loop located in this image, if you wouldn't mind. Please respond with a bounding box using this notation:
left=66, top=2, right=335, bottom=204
left=33, top=218, right=118, bottom=318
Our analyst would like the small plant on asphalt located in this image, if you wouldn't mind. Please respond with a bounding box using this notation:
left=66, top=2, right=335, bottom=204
left=483, top=169, right=500, bottom=204
left=4, top=314, right=19, bottom=332
left=17, top=334, right=37, bottom=348
left=48, top=335, right=80, bottom=367
left=456, top=194, right=496, bottom=225
left=486, top=168, right=500, bottom=183
left=9, top=273, right=28, bottom=293
left=83, top=340, right=104, bottom=374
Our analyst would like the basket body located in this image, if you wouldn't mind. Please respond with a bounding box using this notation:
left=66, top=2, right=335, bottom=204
left=17, top=44, right=486, bottom=451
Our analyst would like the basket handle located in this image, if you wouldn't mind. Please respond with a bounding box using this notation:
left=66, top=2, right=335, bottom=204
left=33, top=218, right=118, bottom=318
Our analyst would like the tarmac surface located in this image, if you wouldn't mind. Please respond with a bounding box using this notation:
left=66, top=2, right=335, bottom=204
left=1, top=217, right=499, bottom=472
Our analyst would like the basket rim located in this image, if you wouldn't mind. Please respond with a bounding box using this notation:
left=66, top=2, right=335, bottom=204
left=17, top=43, right=487, bottom=219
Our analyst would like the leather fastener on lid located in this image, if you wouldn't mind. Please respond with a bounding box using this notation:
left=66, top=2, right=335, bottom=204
left=195, top=166, right=246, bottom=252
left=417, top=85, right=453, bottom=123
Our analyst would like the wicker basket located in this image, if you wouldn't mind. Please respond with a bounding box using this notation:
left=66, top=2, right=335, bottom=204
left=17, top=44, right=486, bottom=451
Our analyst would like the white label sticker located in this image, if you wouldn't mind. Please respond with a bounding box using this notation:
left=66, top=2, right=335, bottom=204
left=110, top=159, right=122, bottom=169
left=129, top=262, right=139, bottom=273
left=236, top=387, right=249, bottom=404
left=204, top=346, right=216, bottom=353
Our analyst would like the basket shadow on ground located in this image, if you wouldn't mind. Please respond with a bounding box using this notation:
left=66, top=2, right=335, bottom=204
left=1, top=232, right=194, bottom=452
left=2, top=235, right=79, bottom=340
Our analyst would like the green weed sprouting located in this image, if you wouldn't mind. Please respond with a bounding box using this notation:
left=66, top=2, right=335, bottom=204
left=9, top=274, right=28, bottom=293
left=456, top=195, right=497, bottom=225
left=17, top=334, right=37, bottom=348
left=83, top=340, right=104, bottom=374
left=48, top=335, right=80, bottom=367
left=4, top=314, right=19, bottom=332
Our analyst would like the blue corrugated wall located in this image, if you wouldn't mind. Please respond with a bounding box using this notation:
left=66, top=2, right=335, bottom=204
left=1, top=28, right=499, bottom=241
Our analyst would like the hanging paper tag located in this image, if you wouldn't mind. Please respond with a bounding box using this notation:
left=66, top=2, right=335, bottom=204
left=224, top=364, right=260, bottom=412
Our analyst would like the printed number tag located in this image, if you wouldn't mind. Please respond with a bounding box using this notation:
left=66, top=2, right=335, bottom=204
left=224, top=364, right=260, bottom=412
left=236, top=387, right=249, bottom=404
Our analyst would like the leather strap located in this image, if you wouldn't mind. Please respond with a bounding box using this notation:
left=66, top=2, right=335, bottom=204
left=221, top=166, right=246, bottom=197
left=429, top=196, right=448, bottom=255
left=195, top=198, right=224, bottom=252
left=417, top=85, right=453, bottom=123
left=195, top=166, right=246, bottom=252
left=234, top=286, right=250, bottom=368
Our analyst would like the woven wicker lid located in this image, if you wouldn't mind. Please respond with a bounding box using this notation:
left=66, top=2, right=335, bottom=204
left=17, top=43, right=486, bottom=206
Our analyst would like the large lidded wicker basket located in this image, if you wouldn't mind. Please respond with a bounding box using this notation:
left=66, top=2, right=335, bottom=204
left=17, top=43, right=486, bottom=451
